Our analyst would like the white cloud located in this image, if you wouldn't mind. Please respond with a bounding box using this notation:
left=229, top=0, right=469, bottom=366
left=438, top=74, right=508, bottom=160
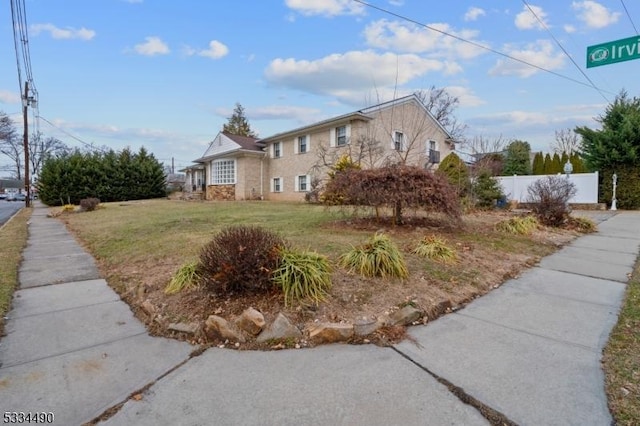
left=30, top=23, right=95, bottom=40
left=464, top=7, right=486, bottom=22
left=363, top=19, right=486, bottom=59
left=265, top=50, right=449, bottom=104
left=0, top=90, right=21, bottom=104
left=572, top=1, right=620, bottom=29
left=489, top=40, right=565, bottom=78
left=563, top=24, right=576, bottom=33
left=515, top=5, right=549, bottom=30
left=443, top=86, right=485, bottom=107
left=285, top=0, right=364, bottom=17
left=134, top=36, right=170, bottom=56
left=190, top=40, right=229, bottom=59
left=388, top=0, right=404, bottom=6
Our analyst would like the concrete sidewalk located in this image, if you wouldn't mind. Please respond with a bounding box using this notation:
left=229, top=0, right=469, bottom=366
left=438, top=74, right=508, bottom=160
left=0, top=202, right=193, bottom=426
left=1, top=204, right=637, bottom=426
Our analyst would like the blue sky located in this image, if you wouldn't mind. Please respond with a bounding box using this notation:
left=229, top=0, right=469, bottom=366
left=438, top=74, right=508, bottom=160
left=1, top=0, right=638, bottom=171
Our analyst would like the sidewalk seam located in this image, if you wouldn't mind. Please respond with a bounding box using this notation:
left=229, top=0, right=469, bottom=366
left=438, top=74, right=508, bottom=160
left=0, top=331, right=148, bottom=370
left=7, top=298, right=122, bottom=320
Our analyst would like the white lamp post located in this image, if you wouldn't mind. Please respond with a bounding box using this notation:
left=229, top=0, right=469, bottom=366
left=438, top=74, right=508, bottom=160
left=611, top=173, right=617, bottom=211
left=563, top=160, right=573, bottom=178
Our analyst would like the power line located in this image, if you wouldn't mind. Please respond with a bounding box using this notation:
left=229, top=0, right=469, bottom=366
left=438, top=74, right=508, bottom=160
left=38, top=115, right=109, bottom=153
left=351, top=0, right=616, bottom=96
left=521, top=0, right=610, bottom=103
left=620, top=0, right=639, bottom=35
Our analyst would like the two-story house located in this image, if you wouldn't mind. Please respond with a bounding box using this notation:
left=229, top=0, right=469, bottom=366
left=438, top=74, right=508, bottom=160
left=185, top=94, right=455, bottom=201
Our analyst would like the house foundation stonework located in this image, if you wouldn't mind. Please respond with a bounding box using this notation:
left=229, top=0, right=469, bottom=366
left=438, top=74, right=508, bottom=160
left=189, top=95, right=456, bottom=203
left=207, top=184, right=235, bottom=201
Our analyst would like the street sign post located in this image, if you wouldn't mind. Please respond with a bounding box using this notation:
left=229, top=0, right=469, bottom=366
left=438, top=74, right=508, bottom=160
left=587, top=35, right=640, bottom=68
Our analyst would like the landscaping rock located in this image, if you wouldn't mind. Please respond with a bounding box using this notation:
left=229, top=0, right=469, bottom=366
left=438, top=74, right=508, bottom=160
left=309, top=323, right=354, bottom=343
left=256, top=313, right=302, bottom=343
left=141, top=299, right=155, bottom=316
left=389, top=305, right=423, bottom=326
left=204, top=315, right=246, bottom=343
left=353, top=318, right=381, bottom=336
left=235, top=307, right=265, bottom=336
left=168, top=322, right=199, bottom=335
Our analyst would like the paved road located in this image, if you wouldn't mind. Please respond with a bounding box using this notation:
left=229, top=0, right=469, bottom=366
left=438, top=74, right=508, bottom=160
left=0, top=200, right=23, bottom=226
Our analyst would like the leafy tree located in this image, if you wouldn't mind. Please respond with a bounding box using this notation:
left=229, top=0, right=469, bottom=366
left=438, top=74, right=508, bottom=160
left=532, top=152, right=545, bottom=175
left=503, top=140, right=531, bottom=175
left=223, top=102, right=256, bottom=137
left=575, top=91, right=640, bottom=208
left=560, top=151, right=569, bottom=168
left=436, top=152, right=470, bottom=195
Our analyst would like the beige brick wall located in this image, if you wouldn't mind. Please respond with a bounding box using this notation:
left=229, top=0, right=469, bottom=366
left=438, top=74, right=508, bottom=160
left=236, top=154, right=265, bottom=200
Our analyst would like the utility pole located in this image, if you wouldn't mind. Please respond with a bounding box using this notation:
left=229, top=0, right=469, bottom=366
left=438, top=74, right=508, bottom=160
left=22, top=81, right=31, bottom=207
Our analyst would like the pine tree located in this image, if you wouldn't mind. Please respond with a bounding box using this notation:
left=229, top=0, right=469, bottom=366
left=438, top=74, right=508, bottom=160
left=223, top=103, right=256, bottom=137
left=551, top=153, right=562, bottom=174
left=532, top=152, right=545, bottom=175
left=543, top=153, right=553, bottom=174
left=570, top=153, right=585, bottom=173
left=437, top=152, right=470, bottom=195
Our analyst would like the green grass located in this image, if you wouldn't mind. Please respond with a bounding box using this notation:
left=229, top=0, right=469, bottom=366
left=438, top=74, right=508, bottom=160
left=0, top=208, right=32, bottom=336
left=604, top=256, right=640, bottom=425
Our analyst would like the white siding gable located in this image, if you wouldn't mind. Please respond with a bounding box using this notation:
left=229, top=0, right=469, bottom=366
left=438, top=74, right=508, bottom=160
left=202, top=133, right=241, bottom=158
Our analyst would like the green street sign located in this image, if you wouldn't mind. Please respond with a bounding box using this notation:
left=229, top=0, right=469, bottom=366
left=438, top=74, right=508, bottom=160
left=587, top=35, right=640, bottom=68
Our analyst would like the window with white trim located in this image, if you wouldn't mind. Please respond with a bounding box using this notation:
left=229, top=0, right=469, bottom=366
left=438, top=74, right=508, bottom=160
left=428, top=140, right=437, bottom=152
left=394, top=131, right=405, bottom=151
left=336, top=126, right=347, bottom=146
left=273, top=142, right=282, bottom=158
left=272, top=177, right=282, bottom=192
left=211, top=159, right=235, bottom=184
left=298, top=135, right=308, bottom=154
left=296, top=175, right=309, bottom=192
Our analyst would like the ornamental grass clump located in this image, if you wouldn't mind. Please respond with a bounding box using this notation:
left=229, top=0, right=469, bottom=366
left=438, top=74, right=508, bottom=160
left=339, top=233, right=408, bottom=278
left=199, top=225, right=286, bottom=295
left=165, top=260, right=201, bottom=294
left=567, top=216, right=597, bottom=233
left=495, top=215, right=539, bottom=235
left=413, top=236, right=457, bottom=264
left=272, top=248, right=332, bottom=307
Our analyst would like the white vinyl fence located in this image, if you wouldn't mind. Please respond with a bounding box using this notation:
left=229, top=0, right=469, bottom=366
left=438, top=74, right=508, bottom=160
left=495, top=172, right=599, bottom=204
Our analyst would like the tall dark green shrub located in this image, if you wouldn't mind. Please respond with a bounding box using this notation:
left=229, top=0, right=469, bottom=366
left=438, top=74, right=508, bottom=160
left=436, top=152, right=470, bottom=195
left=472, top=170, right=504, bottom=208
left=543, top=153, right=553, bottom=174
left=532, top=152, right=544, bottom=175
left=503, top=140, right=532, bottom=175
left=37, top=147, right=166, bottom=205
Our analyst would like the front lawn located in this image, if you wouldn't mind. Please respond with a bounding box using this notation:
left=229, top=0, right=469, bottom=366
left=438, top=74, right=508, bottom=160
left=58, top=199, right=580, bottom=347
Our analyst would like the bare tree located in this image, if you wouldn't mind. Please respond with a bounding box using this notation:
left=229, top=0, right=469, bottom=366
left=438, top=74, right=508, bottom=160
left=0, top=112, right=22, bottom=181
left=552, top=128, right=582, bottom=155
left=415, top=86, right=468, bottom=142
left=462, top=135, right=508, bottom=176
left=29, top=132, right=69, bottom=178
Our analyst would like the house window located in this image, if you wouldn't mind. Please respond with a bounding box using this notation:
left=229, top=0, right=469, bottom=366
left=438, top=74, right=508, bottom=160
left=428, top=140, right=437, bottom=152
left=212, top=159, right=235, bottom=184
left=272, top=177, right=282, bottom=192
left=298, top=135, right=308, bottom=154
left=394, top=131, right=405, bottom=151
left=428, top=140, right=440, bottom=164
left=336, top=126, right=347, bottom=146
left=273, top=142, right=282, bottom=158
left=296, top=175, right=308, bottom=192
